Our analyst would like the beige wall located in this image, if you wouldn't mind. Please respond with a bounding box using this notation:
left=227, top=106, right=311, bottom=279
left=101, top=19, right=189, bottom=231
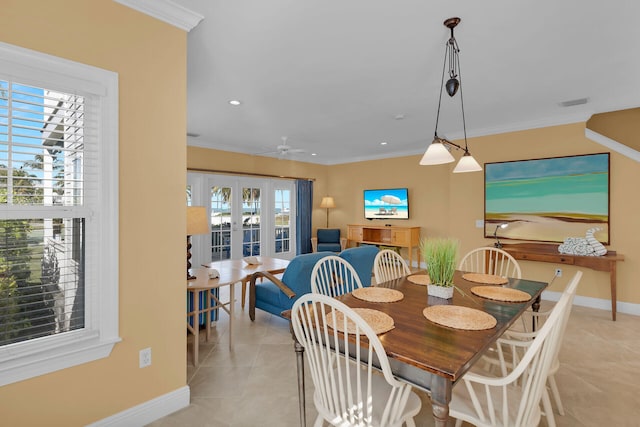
left=331, top=123, right=639, bottom=302
left=0, top=1, right=187, bottom=425
left=191, top=122, right=639, bottom=307
left=588, top=108, right=640, bottom=152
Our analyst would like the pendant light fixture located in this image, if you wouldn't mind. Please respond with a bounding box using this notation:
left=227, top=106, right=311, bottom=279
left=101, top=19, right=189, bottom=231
left=420, top=17, right=482, bottom=173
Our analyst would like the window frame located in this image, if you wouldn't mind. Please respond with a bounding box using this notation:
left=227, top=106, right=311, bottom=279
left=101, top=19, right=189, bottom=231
left=0, top=42, right=120, bottom=386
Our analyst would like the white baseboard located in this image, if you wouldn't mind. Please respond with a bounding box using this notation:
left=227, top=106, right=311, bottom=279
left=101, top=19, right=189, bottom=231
left=87, top=386, right=190, bottom=427
left=541, top=290, right=640, bottom=317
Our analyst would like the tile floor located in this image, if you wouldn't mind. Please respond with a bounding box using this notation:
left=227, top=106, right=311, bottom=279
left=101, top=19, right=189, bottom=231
left=149, top=284, right=640, bottom=427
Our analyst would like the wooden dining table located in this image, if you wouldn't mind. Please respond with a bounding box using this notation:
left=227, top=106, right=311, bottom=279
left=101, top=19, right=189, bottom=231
left=288, top=270, right=547, bottom=427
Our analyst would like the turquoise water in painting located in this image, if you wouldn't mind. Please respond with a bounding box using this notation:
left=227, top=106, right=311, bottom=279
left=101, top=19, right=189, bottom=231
left=486, top=173, right=608, bottom=216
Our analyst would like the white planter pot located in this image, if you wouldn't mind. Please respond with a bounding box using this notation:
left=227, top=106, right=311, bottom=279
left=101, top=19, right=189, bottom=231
left=427, top=284, right=454, bottom=299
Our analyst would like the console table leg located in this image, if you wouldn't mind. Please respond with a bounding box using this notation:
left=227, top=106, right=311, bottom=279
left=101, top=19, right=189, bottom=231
left=611, top=263, right=617, bottom=321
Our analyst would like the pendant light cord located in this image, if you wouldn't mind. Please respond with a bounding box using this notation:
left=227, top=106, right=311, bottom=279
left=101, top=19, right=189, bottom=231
left=433, top=36, right=449, bottom=138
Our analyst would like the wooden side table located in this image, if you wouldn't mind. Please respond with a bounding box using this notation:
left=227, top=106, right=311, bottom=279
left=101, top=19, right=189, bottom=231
left=501, top=243, right=624, bottom=320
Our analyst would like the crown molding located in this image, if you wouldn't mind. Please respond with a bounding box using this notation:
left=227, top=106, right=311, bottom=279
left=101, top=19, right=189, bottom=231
left=114, top=0, right=203, bottom=32
left=585, top=128, right=640, bottom=163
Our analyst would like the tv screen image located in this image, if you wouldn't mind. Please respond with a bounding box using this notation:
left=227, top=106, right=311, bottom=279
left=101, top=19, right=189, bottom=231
left=363, top=188, right=409, bottom=220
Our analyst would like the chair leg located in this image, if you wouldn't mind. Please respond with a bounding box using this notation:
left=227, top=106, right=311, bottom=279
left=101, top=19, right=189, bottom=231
left=313, top=414, right=324, bottom=427
left=541, top=388, right=557, bottom=427
left=548, top=374, right=565, bottom=415
left=454, top=419, right=463, bottom=427
left=405, top=418, right=416, bottom=427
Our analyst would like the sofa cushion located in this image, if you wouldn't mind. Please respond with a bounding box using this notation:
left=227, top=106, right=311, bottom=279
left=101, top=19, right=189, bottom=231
left=339, top=245, right=379, bottom=287
left=317, top=242, right=342, bottom=252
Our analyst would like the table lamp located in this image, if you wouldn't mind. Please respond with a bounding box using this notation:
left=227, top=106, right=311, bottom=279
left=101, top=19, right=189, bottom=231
left=493, top=223, right=509, bottom=248
left=319, top=196, right=336, bottom=228
left=187, top=206, right=209, bottom=279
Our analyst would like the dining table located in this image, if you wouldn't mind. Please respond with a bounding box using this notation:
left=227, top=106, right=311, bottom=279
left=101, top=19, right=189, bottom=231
left=288, top=269, right=547, bottom=427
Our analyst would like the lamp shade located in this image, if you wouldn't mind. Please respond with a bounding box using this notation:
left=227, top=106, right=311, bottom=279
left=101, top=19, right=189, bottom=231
left=419, top=141, right=455, bottom=165
left=452, top=153, right=483, bottom=173
left=320, top=196, right=336, bottom=209
left=187, top=206, right=209, bottom=235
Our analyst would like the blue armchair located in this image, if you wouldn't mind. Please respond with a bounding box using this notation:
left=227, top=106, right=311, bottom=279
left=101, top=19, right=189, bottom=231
left=311, top=228, right=347, bottom=253
left=339, top=245, right=379, bottom=287
left=249, top=251, right=333, bottom=320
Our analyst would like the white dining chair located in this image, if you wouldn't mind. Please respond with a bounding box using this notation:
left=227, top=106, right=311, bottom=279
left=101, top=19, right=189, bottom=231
left=291, top=293, right=422, bottom=427
left=458, top=247, right=522, bottom=279
left=449, top=271, right=581, bottom=427
left=374, top=249, right=411, bottom=284
left=311, top=255, right=363, bottom=297
left=478, top=271, right=583, bottom=427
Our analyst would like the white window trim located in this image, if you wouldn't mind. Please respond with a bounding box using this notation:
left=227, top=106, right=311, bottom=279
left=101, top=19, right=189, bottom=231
left=0, top=42, right=120, bottom=386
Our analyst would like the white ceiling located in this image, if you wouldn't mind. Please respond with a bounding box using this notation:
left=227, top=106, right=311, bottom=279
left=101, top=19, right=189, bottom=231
left=173, top=0, right=640, bottom=165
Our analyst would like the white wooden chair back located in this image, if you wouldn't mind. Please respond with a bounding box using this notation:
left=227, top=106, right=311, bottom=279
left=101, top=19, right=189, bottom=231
left=458, top=247, right=522, bottom=278
left=291, top=293, right=420, bottom=427
left=374, top=249, right=411, bottom=284
left=311, top=255, right=363, bottom=297
left=450, top=271, right=580, bottom=427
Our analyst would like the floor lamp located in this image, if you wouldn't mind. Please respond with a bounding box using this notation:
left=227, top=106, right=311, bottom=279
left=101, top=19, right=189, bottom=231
left=187, top=206, right=209, bottom=279
left=319, top=196, right=336, bottom=228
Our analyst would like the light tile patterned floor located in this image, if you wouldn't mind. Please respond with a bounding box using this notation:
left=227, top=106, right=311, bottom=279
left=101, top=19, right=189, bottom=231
left=149, top=284, right=640, bottom=427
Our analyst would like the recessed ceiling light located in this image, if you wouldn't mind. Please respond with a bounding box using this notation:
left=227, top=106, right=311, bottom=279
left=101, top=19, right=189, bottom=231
left=186, top=132, right=200, bottom=138
left=380, top=141, right=388, bottom=145
left=311, top=153, right=317, bottom=156
left=228, top=100, right=242, bottom=106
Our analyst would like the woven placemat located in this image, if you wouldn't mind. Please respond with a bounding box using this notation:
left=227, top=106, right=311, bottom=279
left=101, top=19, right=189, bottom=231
left=352, top=287, right=404, bottom=303
left=326, top=308, right=395, bottom=335
left=423, top=305, right=497, bottom=330
left=471, top=286, right=531, bottom=302
left=462, top=272, right=509, bottom=285
left=407, top=274, right=431, bottom=286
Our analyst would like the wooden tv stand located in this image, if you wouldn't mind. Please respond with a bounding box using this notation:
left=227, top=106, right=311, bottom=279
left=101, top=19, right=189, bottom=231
left=500, top=243, right=624, bottom=321
left=347, top=224, right=421, bottom=266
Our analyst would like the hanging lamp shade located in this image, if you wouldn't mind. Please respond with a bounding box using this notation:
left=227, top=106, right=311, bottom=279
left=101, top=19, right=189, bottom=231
left=419, top=140, right=455, bottom=165
left=453, top=152, right=483, bottom=173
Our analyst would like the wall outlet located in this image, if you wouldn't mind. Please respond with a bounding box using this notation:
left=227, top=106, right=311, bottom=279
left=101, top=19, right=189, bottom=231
left=139, top=347, right=152, bottom=368
left=555, top=268, right=563, bottom=277
left=475, top=219, right=484, bottom=229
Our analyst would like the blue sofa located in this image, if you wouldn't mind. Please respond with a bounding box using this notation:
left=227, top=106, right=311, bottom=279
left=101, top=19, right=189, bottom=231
left=249, top=245, right=380, bottom=320
left=249, top=252, right=333, bottom=320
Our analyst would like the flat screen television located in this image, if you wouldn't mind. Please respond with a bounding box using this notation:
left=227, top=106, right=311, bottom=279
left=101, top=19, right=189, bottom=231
left=363, top=188, right=409, bottom=220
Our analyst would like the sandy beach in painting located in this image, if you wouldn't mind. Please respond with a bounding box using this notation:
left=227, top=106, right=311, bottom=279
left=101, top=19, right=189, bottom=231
left=485, top=214, right=609, bottom=243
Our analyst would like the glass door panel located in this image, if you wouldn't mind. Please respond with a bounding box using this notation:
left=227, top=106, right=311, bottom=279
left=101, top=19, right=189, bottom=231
left=242, top=186, right=261, bottom=257
left=210, top=185, right=232, bottom=261
left=274, top=188, right=291, bottom=255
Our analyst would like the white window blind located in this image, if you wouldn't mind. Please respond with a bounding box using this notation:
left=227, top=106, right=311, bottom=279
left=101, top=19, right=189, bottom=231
left=0, top=42, right=119, bottom=386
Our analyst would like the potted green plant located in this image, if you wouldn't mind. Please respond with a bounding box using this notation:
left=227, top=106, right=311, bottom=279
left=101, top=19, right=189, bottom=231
left=420, top=237, right=459, bottom=299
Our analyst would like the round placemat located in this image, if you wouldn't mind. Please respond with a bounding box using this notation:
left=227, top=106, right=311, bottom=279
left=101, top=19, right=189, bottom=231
left=423, top=305, right=497, bottom=330
left=352, top=287, right=404, bottom=303
left=462, top=272, right=509, bottom=285
left=471, top=286, right=531, bottom=302
left=327, top=308, right=395, bottom=335
left=407, top=274, right=430, bottom=286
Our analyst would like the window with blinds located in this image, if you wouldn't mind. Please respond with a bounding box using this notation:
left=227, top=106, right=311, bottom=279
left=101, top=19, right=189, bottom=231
left=0, top=42, right=119, bottom=386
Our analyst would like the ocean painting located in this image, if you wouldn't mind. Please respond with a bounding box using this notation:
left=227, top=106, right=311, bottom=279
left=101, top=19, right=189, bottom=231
left=484, top=153, right=609, bottom=244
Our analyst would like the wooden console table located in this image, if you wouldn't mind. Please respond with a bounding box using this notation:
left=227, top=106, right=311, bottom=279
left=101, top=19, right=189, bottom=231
left=501, top=243, right=624, bottom=320
left=347, top=224, right=421, bottom=266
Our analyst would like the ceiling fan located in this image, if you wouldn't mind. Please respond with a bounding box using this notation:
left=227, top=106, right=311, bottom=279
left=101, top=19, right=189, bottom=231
left=260, top=136, right=306, bottom=158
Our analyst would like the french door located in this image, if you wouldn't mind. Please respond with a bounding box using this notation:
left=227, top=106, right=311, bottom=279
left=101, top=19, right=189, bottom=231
left=187, top=173, right=296, bottom=266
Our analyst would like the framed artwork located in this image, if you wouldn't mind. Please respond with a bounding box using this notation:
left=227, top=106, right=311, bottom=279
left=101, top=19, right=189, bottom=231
left=484, top=153, right=610, bottom=244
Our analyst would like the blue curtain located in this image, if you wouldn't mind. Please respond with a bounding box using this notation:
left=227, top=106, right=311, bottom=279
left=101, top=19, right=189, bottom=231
left=296, top=179, right=313, bottom=254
